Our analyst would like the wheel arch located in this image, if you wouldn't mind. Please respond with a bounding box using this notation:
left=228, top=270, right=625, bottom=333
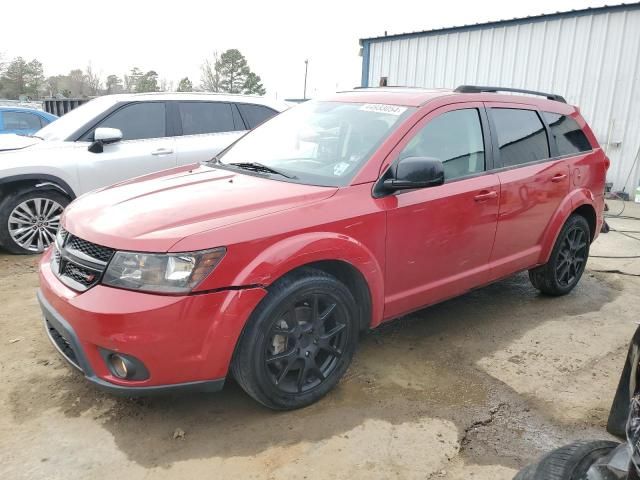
left=538, top=189, right=597, bottom=264
left=0, top=174, right=76, bottom=200
left=218, top=232, right=384, bottom=330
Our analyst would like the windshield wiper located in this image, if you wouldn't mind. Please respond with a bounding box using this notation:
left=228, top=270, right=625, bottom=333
left=228, top=162, right=297, bottom=179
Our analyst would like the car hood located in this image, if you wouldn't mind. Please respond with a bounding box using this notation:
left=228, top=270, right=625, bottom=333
left=0, top=133, right=41, bottom=152
left=63, top=164, right=338, bottom=252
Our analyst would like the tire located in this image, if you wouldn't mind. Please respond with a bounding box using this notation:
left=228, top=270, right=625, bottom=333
left=529, top=214, right=590, bottom=296
left=231, top=268, right=359, bottom=410
left=513, top=440, right=619, bottom=480
left=0, top=188, right=69, bottom=255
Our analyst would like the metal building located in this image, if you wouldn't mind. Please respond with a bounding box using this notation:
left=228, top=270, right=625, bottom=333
left=359, top=3, right=640, bottom=194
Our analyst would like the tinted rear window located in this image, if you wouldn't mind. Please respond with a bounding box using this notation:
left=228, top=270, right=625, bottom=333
left=542, top=112, right=592, bottom=156
left=237, top=104, right=278, bottom=129
left=490, top=108, right=549, bottom=167
left=179, top=102, right=235, bottom=135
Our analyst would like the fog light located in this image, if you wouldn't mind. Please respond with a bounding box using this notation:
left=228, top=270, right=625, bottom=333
left=109, top=354, right=133, bottom=379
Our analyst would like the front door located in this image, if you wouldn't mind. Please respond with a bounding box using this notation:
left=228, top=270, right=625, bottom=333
left=77, top=101, right=177, bottom=193
left=381, top=103, right=500, bottom=320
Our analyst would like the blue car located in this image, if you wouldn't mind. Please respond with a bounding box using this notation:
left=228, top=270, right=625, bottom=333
left=0, top=106, right=57, bottom=135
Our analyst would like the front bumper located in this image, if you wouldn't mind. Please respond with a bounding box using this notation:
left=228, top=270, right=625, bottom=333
left=38, top=248, right=267, bottom=394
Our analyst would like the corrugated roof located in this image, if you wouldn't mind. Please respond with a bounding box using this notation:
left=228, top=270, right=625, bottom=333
left=359, top=2, right=640, bottom=44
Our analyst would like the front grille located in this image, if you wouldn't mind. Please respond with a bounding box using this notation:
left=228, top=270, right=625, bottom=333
left=53, top=227, right=114, bottom=292
left=67, top=236, right=114, bottom=263
left=61, top=262, right=101, bottom=287
left=46, top=319, right=81, bottom=370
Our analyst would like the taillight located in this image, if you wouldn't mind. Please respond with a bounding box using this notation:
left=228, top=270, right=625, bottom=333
left=604, top=156, right=611, bottom=170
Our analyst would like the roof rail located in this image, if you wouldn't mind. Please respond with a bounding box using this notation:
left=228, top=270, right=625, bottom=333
left=454, top=85, right=566, bottom=103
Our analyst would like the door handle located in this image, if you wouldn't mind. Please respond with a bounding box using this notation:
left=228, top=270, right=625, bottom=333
left=551, top=173, right=567, bottom=182
left=151, top=148, right=174, bottom=156
left=474, top=190, right=498, bottom=202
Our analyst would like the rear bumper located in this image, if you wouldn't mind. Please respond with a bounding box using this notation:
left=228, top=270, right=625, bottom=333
left=38, top=248, right=267, bottom=394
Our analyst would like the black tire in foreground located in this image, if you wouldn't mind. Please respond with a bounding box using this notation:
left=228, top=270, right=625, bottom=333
left=0, top=188, right=69, bottom=255
left=514, top=440, right=620, bottom=480
left=529, top=214, right=591, bottom=296
left=231, top=268, right=359, bottom=410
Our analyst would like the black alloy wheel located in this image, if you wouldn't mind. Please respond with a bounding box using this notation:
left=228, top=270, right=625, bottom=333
left=232, top=268, right=359, bottom=410
left=264, top=293, right=348, bottom=394
left=555, top=224, right=588, bottom=287
left=529, top=214, right=591, bottom=296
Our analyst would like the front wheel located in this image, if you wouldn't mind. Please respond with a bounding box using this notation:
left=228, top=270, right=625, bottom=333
left=529, top=214, right=590, bottom=296
left=0, top=188, right=69, bottom=254
left=231, top=268, right=359, bottom=410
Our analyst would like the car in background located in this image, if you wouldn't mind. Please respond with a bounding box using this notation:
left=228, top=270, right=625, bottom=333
left=0, top=92, right=288, bottom=254
left=0, top=106, right=57, bottom=135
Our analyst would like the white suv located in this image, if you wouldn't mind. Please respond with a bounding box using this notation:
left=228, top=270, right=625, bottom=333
left=0, top=92, right=287, bottom=254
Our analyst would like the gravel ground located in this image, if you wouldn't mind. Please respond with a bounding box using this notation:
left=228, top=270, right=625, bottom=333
left=1, top=201, right=639, bottom=480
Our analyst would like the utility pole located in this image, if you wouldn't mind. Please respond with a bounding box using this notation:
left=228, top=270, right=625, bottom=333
left=303, top=59, right=309, bottom=100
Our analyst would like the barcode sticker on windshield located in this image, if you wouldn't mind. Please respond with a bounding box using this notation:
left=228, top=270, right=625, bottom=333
left=359, top=104, right=407, bottom=116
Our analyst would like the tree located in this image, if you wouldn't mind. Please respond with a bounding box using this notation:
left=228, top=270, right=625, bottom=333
left=68, top=69, right=87, bottom=97
left=200, top=52, right=221, bottom=92
left=242, top=72, right=266, bottom=95
left=124, top=67, right=143, bottom=92
left=217, top=49, right=250, bottom=94
left=136, top=70, right=159, bottom=92
left=85, top=63, right=102, bottom=96
left=105, top=74, right=123, bottom=94
left=0, top=57, right=45, bottom=99
left=200, top=49, right=266, bottom=95
left=177, top=77, right=193, bottom=92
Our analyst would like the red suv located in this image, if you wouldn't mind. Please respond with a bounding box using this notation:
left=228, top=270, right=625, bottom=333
left=38, top=86, right=607, bottom=410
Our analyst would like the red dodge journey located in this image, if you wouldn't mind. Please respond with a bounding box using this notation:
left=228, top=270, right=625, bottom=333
left=38, top=86, right=607, bottom=409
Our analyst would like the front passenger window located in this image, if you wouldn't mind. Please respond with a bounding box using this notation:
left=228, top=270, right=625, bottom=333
left=89, top=102, right=166, bottom=141
left=399, top=109, right=485, bottom=181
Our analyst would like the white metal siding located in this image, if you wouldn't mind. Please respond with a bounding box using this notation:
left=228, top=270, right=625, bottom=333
left=365, top=9, right=640, bottom=193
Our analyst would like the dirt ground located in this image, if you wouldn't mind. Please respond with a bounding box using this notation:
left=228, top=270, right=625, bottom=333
left=1, top=201, right=639, bottom=480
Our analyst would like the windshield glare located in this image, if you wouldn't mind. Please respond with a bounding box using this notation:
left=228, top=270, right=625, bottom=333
left=36, top=96, right=120, bottom=141
left=219, top=100, right=414, bottom=186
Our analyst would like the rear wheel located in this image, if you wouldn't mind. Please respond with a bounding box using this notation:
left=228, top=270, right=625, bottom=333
left=529, top=214, right=590, bottom=296
left=0, top=188, right=69, bottom=254
left=514, top=440, right=619, bottom=480
left=231, top=268, right=359, bottom=410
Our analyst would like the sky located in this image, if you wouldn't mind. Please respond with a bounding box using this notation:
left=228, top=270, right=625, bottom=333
left=0, top=0, right=620, bottom=99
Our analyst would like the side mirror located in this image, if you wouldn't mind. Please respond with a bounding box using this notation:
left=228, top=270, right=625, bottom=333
left=88, top=127, right=123, bottom=153
left=382, top=156, right=444, bottom=193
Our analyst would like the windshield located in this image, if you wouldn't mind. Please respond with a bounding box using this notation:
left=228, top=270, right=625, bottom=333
left=219, top=100, right=414, bottom=186
left=36, top=96, right=120, bottom=141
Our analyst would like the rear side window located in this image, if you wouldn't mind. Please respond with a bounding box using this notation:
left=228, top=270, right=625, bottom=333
left=93, top=102, right=166, bottom=140
left=237, top=104, right=278, bottom=129
left=542, top=112, right=592, bottom=156
left=490, top=108, right=549, bottom=167
left=178, top=102, right=235, bottom=135
left=399, top=108, right=485, bottom=181
left=4, top=111, right=42, bottom=130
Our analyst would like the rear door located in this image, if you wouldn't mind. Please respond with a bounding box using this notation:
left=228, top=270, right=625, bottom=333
left=173, top=101, right=246, bottom=165
left=77, top=101, right=177, bottom=192
left=485, top=103, right=570, bottom=278
left=381, top=103, right=501, bottom=319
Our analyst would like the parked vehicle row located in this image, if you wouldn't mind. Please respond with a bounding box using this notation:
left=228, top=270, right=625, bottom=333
left=37, top=86, right=607, bottom=409
left=0, top=93, right=287, bottom=254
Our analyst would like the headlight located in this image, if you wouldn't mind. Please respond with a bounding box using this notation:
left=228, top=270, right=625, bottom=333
left=102, top=248, right=226, bottom=294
